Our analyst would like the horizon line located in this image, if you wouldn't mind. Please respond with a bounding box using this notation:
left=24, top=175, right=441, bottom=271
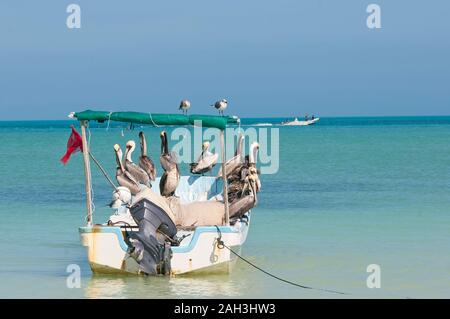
left=1, top=114, right=450, bottom=122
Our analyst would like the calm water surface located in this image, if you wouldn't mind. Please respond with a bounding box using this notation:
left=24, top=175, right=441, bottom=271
left=0, top=116, right=449, bottom=298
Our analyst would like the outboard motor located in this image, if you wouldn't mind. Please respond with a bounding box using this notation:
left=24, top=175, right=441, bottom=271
left=128, top=198, right=177, bottom=275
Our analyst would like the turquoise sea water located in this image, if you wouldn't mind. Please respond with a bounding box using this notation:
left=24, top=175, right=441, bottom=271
left=0, top=116, right=449, bottom=298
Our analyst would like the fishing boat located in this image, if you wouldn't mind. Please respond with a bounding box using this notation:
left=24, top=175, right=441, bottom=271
left=282, top=117, right=320, bottom=126
left=68, top=110, right=258, bottom=276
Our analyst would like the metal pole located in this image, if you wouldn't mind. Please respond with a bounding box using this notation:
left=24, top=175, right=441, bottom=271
left=220, top=130, right=230, bottom=225
left=80, top=120, right=93, bottom=226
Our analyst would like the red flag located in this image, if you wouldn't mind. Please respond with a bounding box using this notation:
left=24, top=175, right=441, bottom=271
left=60, top=125, right=83, bottom=165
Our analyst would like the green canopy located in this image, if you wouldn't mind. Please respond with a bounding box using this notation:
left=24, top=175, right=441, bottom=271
left=72, top=110, right=239, bottom=130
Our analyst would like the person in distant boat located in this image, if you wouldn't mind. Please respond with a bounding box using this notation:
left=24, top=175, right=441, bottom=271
left=311, top=115, right=315, bottom=120
left=305, top=114, right=309, bottom=121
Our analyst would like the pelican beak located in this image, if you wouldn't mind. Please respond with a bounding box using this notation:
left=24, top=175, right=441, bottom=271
left=139, top=132, right=144, bottom=145
left=163, top=132, right=169, bottom=154
left=160, top=132, right=166, bottom=153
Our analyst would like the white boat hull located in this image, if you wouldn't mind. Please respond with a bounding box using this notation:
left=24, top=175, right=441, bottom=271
left=79, top=215, right=250, bottom=275
left=282, top=117, right=320, bottom=126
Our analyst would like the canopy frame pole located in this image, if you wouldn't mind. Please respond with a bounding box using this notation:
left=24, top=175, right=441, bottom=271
left=220, top=130, right=230, bottom=225
left=80, top=120, right=93, bottom=226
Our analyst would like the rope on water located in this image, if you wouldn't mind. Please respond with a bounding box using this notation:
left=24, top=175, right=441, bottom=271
left=214, top=226, right=349, bottom=296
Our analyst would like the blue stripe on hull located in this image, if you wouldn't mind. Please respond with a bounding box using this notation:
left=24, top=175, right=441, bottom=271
left=79, top=225, right=239, bottom=254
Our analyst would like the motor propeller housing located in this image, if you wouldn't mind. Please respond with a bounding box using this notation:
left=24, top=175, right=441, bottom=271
left=128, top=198, right=177, bottom=275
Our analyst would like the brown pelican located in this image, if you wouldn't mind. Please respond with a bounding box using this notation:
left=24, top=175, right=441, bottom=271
left=229, top=173, right=257, bottom=219
left=242, top=166, right=260, bottom=194
left=125, top=140, right=151, bottom=187
left=218, top=133, right=244, bottom=178
left=138, top=131, right=156, bottom=181
left=113, top=144, right=141, bottom=195
left=179, top=99, right=191, bottom=115
left=212, top=99, right=228, bottom=116
left=248, top=141, right=261, bottom=192
left=227, top=141, right=261, bottom=205
left=159, top=131, right=180, bottom=197
left=190, top=141, right=219, bottom=175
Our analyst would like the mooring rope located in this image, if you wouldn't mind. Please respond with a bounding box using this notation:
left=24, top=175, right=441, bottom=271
left=214, top=226, right=348, bottom=296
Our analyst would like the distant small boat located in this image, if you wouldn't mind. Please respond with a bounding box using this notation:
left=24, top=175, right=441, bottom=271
left=253, top=123, right=273, bottom=126
left=282, top=117, right=320, bottom=126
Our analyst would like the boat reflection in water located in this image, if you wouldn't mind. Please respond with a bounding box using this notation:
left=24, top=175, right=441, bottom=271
left=84, top=272, right=245, bottom=298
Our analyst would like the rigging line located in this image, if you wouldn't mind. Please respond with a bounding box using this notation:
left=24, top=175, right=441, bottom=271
left=106, top=111, right=113, bottom=131
left=91, top=185, right=96, bottom=213
left=88, top=151, right=118, bottom=191
left=87, top=127, right=96, bottom=214
left=214, top=226, right=349, bottom=296
left=148, top=113, right=160, bottom=128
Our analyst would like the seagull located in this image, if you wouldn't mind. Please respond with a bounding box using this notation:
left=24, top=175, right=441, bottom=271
left=179, top=99, right=191, bottom=115
left=212, top=99, right=228, bottom=116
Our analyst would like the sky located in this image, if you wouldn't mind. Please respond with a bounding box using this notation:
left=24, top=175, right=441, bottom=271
left=0, top=0, right=449, bottom=120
